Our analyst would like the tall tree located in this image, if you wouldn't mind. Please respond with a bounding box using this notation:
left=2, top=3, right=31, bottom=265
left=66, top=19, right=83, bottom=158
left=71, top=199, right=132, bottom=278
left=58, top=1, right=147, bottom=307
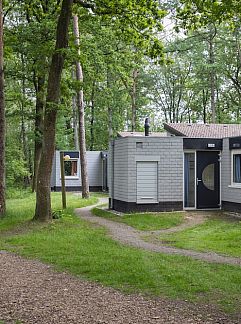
left=34, top=0, right=73, bottom=221
left=73, top=14, right=89, bottom=199
left=0, top=0, right=5, bottom=216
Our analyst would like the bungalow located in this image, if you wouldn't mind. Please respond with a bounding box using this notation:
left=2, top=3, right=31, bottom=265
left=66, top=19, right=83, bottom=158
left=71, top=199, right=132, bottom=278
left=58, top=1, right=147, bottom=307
left=51, top=150, right=108, bottom=192
left=109, top=123, right=241, bottom=213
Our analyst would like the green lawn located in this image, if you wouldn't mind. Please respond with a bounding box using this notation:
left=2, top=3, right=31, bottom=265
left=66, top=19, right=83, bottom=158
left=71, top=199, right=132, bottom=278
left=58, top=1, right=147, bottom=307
left=1, top=194, right=241, bottom=314
left=92, top=207, right=184, bottom=231
left=157, top=218, right=241, bottom=258
left=0, top=191, right=98, bottom=233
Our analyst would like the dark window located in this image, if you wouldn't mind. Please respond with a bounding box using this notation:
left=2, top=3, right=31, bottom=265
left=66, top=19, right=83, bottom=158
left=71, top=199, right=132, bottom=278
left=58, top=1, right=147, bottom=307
left=184, top=153, right=195, bottom=207
left=64, top=160, right=78, bottom=177
left=233, top=154, right=241, bottom=183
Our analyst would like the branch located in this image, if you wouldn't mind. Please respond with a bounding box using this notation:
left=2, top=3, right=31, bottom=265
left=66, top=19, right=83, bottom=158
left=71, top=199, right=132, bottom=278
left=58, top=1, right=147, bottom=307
left=74, top=0, right=96, bottom=10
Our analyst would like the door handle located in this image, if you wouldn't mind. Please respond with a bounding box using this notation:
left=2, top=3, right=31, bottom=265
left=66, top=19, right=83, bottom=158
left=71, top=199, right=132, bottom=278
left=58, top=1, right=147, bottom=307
left=197, top=178, right=202, bottom=185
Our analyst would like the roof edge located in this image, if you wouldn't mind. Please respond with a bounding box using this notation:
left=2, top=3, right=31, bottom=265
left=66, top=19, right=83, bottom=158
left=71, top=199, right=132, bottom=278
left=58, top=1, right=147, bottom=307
left=163, top=123, right=186, bottom=136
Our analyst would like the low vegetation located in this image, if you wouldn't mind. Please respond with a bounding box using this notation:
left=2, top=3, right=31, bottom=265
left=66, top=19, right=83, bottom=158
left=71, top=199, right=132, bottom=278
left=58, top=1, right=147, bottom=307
left=157, top=218, right=241, bottom=258
left=1, top=193, right=241, bottom=314
left=0, top=191, right=98, bottom=233
left=92, top=207, right=184, bottom=231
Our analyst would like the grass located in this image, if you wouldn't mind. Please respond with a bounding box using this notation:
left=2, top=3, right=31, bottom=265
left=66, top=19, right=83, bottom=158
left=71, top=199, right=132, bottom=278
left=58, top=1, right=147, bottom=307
left=0, top=191, right=98, bottom=233
left=157, top=218, right=241, bottom=258
left=1, top=193, right=241, bottom=314
left=92, top=207, right=184, bottom=231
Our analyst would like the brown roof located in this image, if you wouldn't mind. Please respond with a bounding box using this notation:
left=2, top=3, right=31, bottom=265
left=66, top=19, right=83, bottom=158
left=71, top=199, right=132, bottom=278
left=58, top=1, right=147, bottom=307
left=164, top=123, right=241, bottom=138
left=118, top=131, right=168, bottom=138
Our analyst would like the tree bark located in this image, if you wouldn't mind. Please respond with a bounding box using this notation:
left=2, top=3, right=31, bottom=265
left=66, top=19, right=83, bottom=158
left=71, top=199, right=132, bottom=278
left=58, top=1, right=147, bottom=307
left=0, top=0, right=5, bottom=216
left=20, top=54, right=31, bottom=187
left=208, top=28, right=216, bottom=123
left=107, top=67, right=113, bottom=139
left=71, top=69, right=79, bottom=150
left=90, top=80, right=95, bottom=151
left=32, top=75, right=45, bottom=192
left=131, top=69, right=138, bottom=132
left=34, top=0, right=73, bottom=221
left=73, top=14, right=89, bottom=199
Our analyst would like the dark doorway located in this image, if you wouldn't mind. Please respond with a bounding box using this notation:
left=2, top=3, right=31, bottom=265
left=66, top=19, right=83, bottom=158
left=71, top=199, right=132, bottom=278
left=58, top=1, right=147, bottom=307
left=196, top=151, right=220, bottom=209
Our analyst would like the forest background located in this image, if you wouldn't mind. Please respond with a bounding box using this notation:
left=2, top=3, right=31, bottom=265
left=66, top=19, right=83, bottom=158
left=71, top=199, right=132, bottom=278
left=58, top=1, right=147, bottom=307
left=1, top=0, right=240, bottom=212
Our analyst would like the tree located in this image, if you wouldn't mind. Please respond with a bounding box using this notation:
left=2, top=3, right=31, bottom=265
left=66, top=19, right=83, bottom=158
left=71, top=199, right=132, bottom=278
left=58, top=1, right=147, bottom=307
left=73, top=14, right=89, bottom=199
left=34, top=0, right=73, bottom=221
left=0, top=0, right=5, bottom=216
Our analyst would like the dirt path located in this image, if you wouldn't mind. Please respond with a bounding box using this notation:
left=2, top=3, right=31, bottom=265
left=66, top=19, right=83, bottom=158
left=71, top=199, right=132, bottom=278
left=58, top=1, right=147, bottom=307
left=75, top=200, right=241, bottom=267
left=0, top=251, right=239, bottom=324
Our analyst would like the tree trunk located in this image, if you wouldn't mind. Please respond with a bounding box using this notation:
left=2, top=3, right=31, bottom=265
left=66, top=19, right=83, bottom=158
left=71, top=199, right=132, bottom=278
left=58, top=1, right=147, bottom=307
left=90, top=81, right=95, bottom=151
left=208, top=29, right=216, bottom=123
left=20, top=54, right=31, bottom=187
left=71, top=69, right=79, bottom=150
left=32, top=75, right=45, bottom=192
left=107, top=67, right=113, bottom=138
left=131, top=69, right=138, bottom=132
left=73, top=14, right=89, bottom=199
left=34, top=0, right=73, bottom=221
left=0, top=0, right=5, bottom=216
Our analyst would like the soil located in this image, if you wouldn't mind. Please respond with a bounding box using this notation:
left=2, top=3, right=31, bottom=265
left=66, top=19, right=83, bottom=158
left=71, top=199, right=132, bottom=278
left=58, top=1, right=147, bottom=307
left=1, top=199, right=241, bottom=323
left=0, top=251, right=239, bottom=324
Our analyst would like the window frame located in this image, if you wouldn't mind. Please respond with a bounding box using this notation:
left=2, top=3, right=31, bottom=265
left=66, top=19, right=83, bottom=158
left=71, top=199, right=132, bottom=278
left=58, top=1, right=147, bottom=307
left=231, top=149, right=241, bottom=187
left=63, top=158, right=79, bottom=179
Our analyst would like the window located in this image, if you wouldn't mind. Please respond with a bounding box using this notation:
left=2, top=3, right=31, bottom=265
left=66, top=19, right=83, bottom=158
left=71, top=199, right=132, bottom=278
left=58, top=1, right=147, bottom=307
left=184, top=152, right=195, bottom=208
left=232, top=151, right=241, bottom=185
left=64, top=160, right=78, bottom=177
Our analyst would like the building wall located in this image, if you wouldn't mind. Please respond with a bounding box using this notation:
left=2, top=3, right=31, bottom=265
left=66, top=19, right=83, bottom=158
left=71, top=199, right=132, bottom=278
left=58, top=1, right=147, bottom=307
left=50, top=151, right=57, bottom=188
left=221, top=138, right=241, bottom=205
left=109, top=138, right=129, bottom=202
left=52, top=151, right=103, bottom=188
left=110, top=136, right=183, bottom=209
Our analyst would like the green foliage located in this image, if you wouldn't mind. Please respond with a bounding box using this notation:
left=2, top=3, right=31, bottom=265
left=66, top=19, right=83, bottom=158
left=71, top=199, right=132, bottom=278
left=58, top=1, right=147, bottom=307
left=5, top=129, right=30, bottom=187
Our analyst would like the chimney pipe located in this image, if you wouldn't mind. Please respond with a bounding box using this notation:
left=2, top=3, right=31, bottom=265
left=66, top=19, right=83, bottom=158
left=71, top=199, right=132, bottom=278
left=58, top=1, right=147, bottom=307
left=144, top=118, right=150, bottom=136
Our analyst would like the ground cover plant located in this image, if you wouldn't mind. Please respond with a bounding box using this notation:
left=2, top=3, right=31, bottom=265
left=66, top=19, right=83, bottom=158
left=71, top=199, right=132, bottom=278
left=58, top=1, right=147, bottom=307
left=92, top=207, right=184, bottom=231
left=157, top=217, right=241, bottom=258
left=1, top=193, right=241, bottom=315
left=0, top=191, right=98, bottom=233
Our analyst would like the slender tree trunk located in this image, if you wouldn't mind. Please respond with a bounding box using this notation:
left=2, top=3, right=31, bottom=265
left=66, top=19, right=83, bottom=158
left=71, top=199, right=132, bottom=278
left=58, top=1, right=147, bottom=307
left=73, top=14, right=89, bottom=199
left=131, top=69, right=138, bottom=132
left=32, top=75, right=45, bottom=192
left=107, top=67, right=113, bottom=138
left=208, top=29, right=216, bottom=123
left=71, top=69, right=79, bottom=150
left=34, top=0, right=73, bottom=221
left=20, top=54, right=31, bottom=187
left=0, top=0, right=5, bottom=216
left=202, top=89, right=207, bottom=124
left=90, top=80, right=95, bottom=151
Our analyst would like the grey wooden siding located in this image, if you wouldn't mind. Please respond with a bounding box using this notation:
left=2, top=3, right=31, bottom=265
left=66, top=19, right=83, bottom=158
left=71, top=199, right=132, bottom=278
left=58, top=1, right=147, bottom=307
left=221, top=138, right=241, bottom=203
left=109, top=136, right=183, bottom=203
left=50, top=151, right=57, bottom=187
left=52, top=151, right=103, bottom=187
left=111, top=138, right=129, bottom=202
left=136, top=161, right=158, bottom=203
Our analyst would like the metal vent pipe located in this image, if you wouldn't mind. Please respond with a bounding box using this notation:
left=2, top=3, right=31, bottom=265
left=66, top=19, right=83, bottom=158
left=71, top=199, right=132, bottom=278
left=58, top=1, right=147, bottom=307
left=144, top=118, right=150, bottom=136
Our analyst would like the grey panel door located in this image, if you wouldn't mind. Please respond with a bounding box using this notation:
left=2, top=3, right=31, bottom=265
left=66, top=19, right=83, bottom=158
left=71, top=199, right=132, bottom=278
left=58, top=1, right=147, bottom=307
left=136, top=161, right=158, bottom=204
left=196, top=151, right=220, bottom=209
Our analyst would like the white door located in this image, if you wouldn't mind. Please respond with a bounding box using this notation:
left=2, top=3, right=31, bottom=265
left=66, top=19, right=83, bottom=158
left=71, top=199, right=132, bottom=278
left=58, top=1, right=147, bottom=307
left=136, top=161, right=158, bottom=204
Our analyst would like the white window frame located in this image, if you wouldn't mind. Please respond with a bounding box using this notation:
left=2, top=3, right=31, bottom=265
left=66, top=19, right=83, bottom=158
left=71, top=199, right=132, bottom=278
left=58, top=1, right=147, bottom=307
left=231, top=149, right=241, bottom=187
left=62, top=158, right=80, bottom=180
